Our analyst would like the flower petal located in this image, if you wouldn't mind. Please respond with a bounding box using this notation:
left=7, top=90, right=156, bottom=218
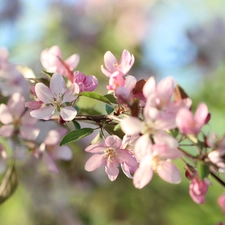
left=0, top=125, right=14, bottom=137
left=104, top=51, right=117, bottom=73
left=85, top=154, right=104, bottom=171
left=35, top=83, right=53, bottom=103
left=133, top=155, right=153, bottom=189
left=7, top=93, right=25, bottom=118
left=65, top=54, right=80, bottom=70
left=143, top=76, right=156, bottom=98
left=30, top=106, right=55, bottom=120
left=157, top=161, right=181, bottom=184
left=62, top=83, right=79, bottom=103
left=60, top=106, right=77, bottom=121
left=19, top=125, right=39, bottom=141
left=0, top=104, right=13, bottom=124
left=50, top=73, right=66, bottom=101
left=120, top=117, right=143, bottom=135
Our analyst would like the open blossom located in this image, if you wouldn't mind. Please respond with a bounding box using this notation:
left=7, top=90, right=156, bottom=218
left=29, top=73, right=79, bottom=121
left=85, top=135, right=138, bottom=181
left=73, top=71, right=98, bottom=92
left=143, top=76, right=192, bottom=129
left=40, top=45, right=80, bottom=80
left=0, top=93, right=39, bottom=140
left=176, top=103, right=210, bottom=135
left=34, top=127, right=72, bottom=173
left=133, top=133, right=181, bottom=189
left=101, top=49, right=134, bottom=77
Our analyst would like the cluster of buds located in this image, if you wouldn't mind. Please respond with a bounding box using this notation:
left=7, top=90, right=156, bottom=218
left=0, top=46, right=225, bottom=222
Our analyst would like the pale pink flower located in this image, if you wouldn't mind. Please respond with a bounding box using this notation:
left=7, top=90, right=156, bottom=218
left=143, top=76, right=192, bottom=129
left=34, top=127, right=72, bottom=173
left=176, top=103, right=210, bottom=135
left=133, top=133, right=181, bottom=189
left=40, top=45, right=80, bottom=79
left=85, top=135, right=138, bottom=181
left=0, top=93, right=39, bottom=140
left=0, top=144, right=7, bottom=174
left=101, top=49, right=135, bottom=77
left=189, top=177, right=211, bottom=204
left=115, top=75, right=137, bottom=103
left=30, top=73, right=79, bottom=121
left=73, top=71, right=98, bottom=92
left=208, top=148, right=225, bottom=173
left=218, top=194, right=225, bottom=213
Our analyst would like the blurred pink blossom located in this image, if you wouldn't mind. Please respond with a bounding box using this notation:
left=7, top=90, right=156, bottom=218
left=40, top=45, right=80, bottom=79
left=218, top=194, right=225, bottom=213
left=0, top=93, right=39, bottom=141
left=176, top=103, right=210, bottom=135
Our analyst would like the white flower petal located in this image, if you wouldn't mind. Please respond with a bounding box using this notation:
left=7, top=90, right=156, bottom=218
left=35, top=83, right=53, bottom=103
left=60, top=106, right=77, bottom=121
left=50, top=73, right=66, bottom=100
left=30, top=106, right=55, bottom=120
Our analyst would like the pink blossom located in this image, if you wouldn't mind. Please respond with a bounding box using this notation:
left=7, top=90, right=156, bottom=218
left=34, top=127, right=72, bottom=173
left=0, top=93, right=39, bottom=141
left=176, top=103, right=209, bottom=135
left=133, top=133, right=181, bottom=189
left=101, top=49, right=134, bottom=77
left=30, top=73, right=79, bottom=121
left=73, top=71, right=98, bottom=92
left=40, top=45, right=80, bottom=79
left=218, top=194, right=225, bottom=213
left=143, top=76, right=192, bottom=129
left=189, top=177, right=211, bottom=204
left=208, top=148, right=225, bottom=173
left=85, top=135, right=138, bottom=181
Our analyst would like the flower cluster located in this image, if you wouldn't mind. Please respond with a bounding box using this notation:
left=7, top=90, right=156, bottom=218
left=0, top=46, right=225, bottom=222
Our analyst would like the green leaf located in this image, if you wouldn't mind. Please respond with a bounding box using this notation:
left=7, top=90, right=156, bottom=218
left=72, top=121, right=81, bottom=130
left=104, top=94, right=117, bottom=104
left=79, top=92, right=113, bottom=105
left=60, top=128, right=94, bottom=146
left=197, top=162, right=210, bottom=179
left=0, top=165, right=18, bottom=204
left=105, top=104, right=114, bottom=114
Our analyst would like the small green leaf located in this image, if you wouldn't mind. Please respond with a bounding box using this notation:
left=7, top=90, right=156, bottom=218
left=104, top=94, right=117, bottom=104
left=0, top=165, right=18, bottom=204
left=60, top=128, right=94, bottom=146
left=72, top=121, right=81, bottom=130
left=105, top=104, right=114, bottom=114
left=91, top=132, right=102, bottom=144
left=79, top=92, right=113, bottom=105
left=197, top=162, right=210, bottom=179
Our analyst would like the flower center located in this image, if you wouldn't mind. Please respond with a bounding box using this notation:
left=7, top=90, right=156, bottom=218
left=104, top=147, right=116, bottom=161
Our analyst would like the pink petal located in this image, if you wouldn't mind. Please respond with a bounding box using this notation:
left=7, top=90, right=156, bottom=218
left=62, top=83, right=79, bottom=103
left=133, top=156, right=153, bottom=189
left=60, top=106, right=77, bottom=121
left=120, top=117, right=143, bottom=135
left=43, top=152, right=59, bottom=173
left=194, top=103, right=209, bottom=126
left=0, top=124, right=14, bottom=137
left=54, top=146, right=72, bottom=160
left=104, top=51, right=117, bottom=73
left=21, top=110, right=38, bottom=125
left=65, top=54, right=80, bottom=70
left=119, top=50, right=134, bottom=74
left=50, top=73, right=66, bottom=100
left=157, top=161, right=181, bottom=184
left=143, top=76, right=156, bottom=98
left=124, top=75, right=136, bottom=93
left=25, top=101, right=42, bottom=110
left=105, top=160, right=119, bottom=181
left=7, top=93, right=25, bottom=118
left=0, top=104, right=13, bottom=124
left=156, top=76, right=175, bottom=102
left=101, top=65, right=112, bottom=77
left=19, top=125, right=39, bottom=141
left=35, top=83, right=53, bottom=103
left=85, top=154, right=104, bottom=171
left=30, top=106, right=55, bottom=120
left=105, top=135, right=122, bottom=149
left=134, top=134, right=152, bottom=161
left=85, top=143, right=106, bottom=153
left=176, top=108, right=195, bottom=134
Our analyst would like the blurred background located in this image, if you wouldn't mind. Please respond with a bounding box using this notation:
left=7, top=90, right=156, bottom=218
left=1, top=0, right=225, bottom=224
